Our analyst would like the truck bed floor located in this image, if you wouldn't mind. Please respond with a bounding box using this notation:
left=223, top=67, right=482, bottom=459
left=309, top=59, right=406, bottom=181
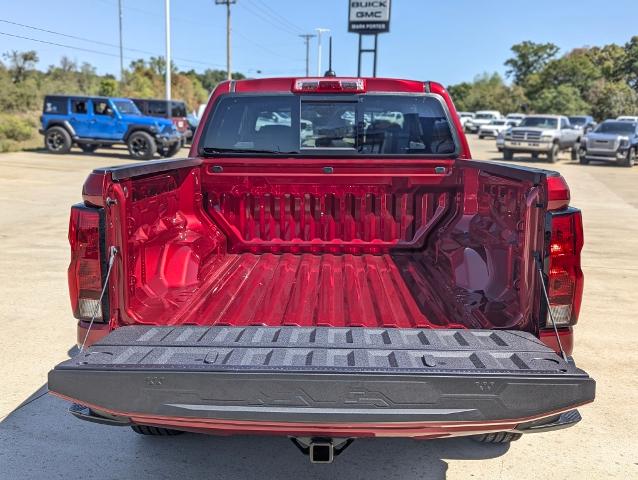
left=176, top=253, right=433, bottom=328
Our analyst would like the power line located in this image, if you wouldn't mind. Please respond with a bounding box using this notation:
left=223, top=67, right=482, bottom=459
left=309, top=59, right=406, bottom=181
left=0, top=18, right=226, bottom=69
left=0, top=30, right=225, bottom=71
left=236, top=1, right=300, bottom=37
left=244, top=0, right=304, bottom=34
left=251, top=0, right=306, bottom=32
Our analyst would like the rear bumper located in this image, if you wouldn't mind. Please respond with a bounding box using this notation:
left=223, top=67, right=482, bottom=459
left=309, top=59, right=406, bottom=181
left=48, top=326, right=595, bottom=438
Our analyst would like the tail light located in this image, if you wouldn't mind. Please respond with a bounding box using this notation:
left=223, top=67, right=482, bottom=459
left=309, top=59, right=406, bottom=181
left=68, top=205, right=107, bottom=322
left=545, top=209, right=584, bottom=327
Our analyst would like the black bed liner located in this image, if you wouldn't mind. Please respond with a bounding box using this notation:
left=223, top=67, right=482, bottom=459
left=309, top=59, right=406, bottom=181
left=49, top=326, right=595, bottom=424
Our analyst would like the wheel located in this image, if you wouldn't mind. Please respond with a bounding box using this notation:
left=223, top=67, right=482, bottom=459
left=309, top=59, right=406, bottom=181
left=158, top=142, right=181, bottom=158
left=620, top=148, right=635, bottom=167
left=547, top=142, right=559, bottom=163
left=44, top=126, right=72, bottom=154
left=570, top=146, right=578, bottom=160
left=131, top=425, right=184, bottom=436
left=531, top=152, right=539, bottom=160
left=478, top=135, right=484, bottom=140
left=503, top=149, right=513, bottom=160
left=579, top=150, right=590, bottom=165
left=79, top=144, right=98, bottom=153
left=471, top=432, right=522, bottom=444
left=127, top=131, right=157, bottom=160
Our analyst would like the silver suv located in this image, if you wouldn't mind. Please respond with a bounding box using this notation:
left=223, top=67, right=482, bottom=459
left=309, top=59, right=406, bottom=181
left=502, top=115, right=580, bottom=163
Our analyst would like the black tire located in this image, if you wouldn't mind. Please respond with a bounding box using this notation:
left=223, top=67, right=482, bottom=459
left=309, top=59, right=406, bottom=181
left=471, top=432, right=522, bottom=444
left=127, top=131, right=157, bottom=160
left=579, top=150, right=590, bottom=165
left=503, top=149, right=513, bottom=160
left=531, top=152, right=539, bottom=160
left=79, top=144, right=98, bottom=153
left=131, top=425, right=184, bottom=436
left=570, top=146, right=578, bottom=161
left=478, top=135, right=484, bottom=140
left=44, top=126, right=72, bottom=154
left=547, top=142, right=559, bottom=163
left=620, top=148, right=636, bottom=167
left=159, top=142, right=181, bottom=158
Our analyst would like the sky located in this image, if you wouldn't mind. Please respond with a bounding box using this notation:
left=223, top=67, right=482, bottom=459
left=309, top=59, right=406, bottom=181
left=1, top=0, right=637, bottom=86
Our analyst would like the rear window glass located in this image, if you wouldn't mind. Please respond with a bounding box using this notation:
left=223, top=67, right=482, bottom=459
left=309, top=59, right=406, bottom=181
left=148, top=101, right=168, bottom=116
left=44, top=97, right=67, bottom=114
left=171, top=102, right=187, bottom=117
left=201, top=94, right=456, bottom=155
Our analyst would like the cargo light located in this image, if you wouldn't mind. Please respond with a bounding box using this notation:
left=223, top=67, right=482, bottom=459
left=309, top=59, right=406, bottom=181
left=546, top=210, right=584, bottom=328
left=68, top=205, right=106, bottom=323
left=292, top=78, right=366, bottom=93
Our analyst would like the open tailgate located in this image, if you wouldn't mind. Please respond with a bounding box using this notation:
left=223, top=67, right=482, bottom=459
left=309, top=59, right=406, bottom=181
left=49, top=326, right=594, bottom=427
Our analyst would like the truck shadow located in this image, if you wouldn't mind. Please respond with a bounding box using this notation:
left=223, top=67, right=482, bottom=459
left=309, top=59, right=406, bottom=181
left=1, top=384, right=510, bottom=480
left=25, top=146, right=191, bottom=162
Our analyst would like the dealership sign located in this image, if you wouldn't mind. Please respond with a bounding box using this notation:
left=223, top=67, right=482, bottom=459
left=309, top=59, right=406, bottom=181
left=348, top=0, right=391, bottom=34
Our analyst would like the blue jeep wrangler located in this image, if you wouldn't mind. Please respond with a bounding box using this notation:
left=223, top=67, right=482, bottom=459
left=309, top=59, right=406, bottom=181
left=40, top=95, right=183, bottom=160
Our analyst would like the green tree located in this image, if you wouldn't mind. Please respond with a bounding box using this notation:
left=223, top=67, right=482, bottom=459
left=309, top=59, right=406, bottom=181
left=448, top=73, right=527, bottom=113
left=2, top=50, right=38, bottom=83
left=538, top=49, right=601, bottom=97
left=587, top=44, right=627, bottom=82
left=505, top=41, right=559, bottom=86
left=530, top=84, right=589, bottom=115
left=587, top=80, right=638, bottom=119
left=98, top=77, right=119, bottom=97
left=621, top=36, right=638, bottom=91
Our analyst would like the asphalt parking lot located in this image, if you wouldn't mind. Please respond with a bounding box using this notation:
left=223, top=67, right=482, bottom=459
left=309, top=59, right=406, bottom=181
left=1, top=139, right=637, bottom=479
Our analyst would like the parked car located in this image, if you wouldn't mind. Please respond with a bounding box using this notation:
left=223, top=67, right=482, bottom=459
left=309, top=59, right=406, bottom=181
left=464, top=110, right=502, bottom=133
left=48, top=77, right=594, bottom=464
left=505, top=113, right=526, bottom=126
left=457, top=111, right=475, bottom=128
left=502, top=114, right=580, bottom=162
left=568, top=115, right=597, bottom=135
left=478, top=119, right=517, bottom=139
left=616, top=115, right=638, bottom=122
left=131, top=98, right=191, bottom=143
left=40, top=95, right=182, bottom=160
left=579, top=120, right=638, bottom=167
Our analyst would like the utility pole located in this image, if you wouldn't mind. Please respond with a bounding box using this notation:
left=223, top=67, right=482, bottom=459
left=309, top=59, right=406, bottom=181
left=298, top=34, right=315, bottom=77
left=315, top=28, right=329, bottom=76
left=165, top=0, right=171, bottom=104
left=216, top=0, right=236, bottom=81
left=118, top=0, right=124, bottom=83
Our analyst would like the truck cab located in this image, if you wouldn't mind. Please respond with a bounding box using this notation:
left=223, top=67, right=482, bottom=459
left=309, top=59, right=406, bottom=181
left=41, top=95, right=183, bottom=160
left=48, top=77, right=594, bottom=463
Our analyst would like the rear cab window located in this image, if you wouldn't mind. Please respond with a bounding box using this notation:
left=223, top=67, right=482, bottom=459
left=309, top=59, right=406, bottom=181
left=43, top=97, right=68, bottom=114
left=200, top=93, right=457, bottom=156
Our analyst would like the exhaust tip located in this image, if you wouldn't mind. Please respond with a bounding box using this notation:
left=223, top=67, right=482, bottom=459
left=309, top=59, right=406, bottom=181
left=309, top=441, right=334, bottom=464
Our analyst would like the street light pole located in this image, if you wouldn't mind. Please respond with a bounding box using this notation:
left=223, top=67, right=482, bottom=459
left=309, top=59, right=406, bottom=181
left=298, top=34, right=315, bottom=77
left=164, top=0, right=171, bottom=104
left=315, top=28, right=329, bottom=76
left=165, top=0, right=171, bottom=102
left=216, top=0, right=237, bottom=81
left=118, top=0, right=124, bottom=83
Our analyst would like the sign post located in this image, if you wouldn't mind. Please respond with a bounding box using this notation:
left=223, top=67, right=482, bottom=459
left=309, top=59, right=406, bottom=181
left=348, top=0, right=391, bottom=77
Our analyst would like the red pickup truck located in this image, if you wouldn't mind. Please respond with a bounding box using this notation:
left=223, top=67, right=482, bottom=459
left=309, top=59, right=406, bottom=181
left=49, top=77, right=594, bottom=463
